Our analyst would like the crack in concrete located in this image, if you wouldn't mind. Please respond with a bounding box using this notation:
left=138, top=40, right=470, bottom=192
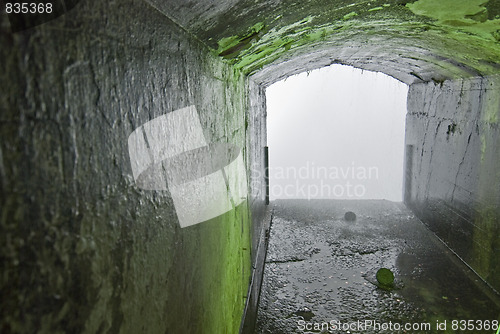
left=266, top=256, right=306, bottom=263
left=333, top=247, right=390, bottom=257
left=451, top=129, right=473, bottom=201
left=424, top=118, right=443, bottom=196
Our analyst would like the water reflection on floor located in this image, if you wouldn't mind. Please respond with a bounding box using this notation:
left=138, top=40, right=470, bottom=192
left=256, top=200, right=500, bottom=334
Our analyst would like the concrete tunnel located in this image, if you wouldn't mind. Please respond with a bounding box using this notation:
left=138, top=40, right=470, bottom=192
left=1, top=0, right=500, bottom=333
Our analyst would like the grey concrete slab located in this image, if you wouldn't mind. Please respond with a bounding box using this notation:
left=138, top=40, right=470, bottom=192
left=256, top=199, right=500, bottom=334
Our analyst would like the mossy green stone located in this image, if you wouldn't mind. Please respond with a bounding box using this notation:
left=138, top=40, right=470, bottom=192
left=376, top=268, right=395, bottom=286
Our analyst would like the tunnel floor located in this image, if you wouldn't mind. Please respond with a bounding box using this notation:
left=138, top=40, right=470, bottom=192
left=255, top=200, right=500, bottom=334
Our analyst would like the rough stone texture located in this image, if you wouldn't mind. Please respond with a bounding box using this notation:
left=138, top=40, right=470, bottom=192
left=0, top=0, right=265, bottom=332
left=405, top=75, right=500, bottom=293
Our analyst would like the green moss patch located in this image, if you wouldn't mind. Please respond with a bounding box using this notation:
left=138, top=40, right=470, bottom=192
left=376, top=268, right=395, bottom=287
left=217, top=22, right=266, bottom=58
left=407, top=0, right=500, bottom=41
left=212, top=1, right=500, bottom=80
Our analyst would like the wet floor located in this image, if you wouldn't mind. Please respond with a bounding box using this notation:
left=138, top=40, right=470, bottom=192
left=256, top=200, right=500, bottom=334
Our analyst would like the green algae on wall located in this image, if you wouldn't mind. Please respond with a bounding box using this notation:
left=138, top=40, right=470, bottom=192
left=197, top=203, right=252, bottom=334
left=472, top=204, right=500, bottom=289
left=343, top=12, right=358, bottom=20
left=407, top=0, right=500, bottom=41
left=217, top=22, right=267, bottom=59
left=208, top=0, right=500, bottom=82
left=214, top=15, right=347, bottom=75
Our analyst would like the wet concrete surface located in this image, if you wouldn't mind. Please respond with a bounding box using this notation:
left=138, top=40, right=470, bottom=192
left=256, top=200, right=500, bottom=333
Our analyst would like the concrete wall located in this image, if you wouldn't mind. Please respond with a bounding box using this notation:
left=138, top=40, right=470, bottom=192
left=405, top=75, right=500, bottom=293
left=0, top=0, right=267, bottom=332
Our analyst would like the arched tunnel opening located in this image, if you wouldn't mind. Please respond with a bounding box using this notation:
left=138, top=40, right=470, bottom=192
left=266, top=64, right=408, bottom=201
left=257, top=64, right=500, bottom=333
left=1, top=0, right=500, bottom=333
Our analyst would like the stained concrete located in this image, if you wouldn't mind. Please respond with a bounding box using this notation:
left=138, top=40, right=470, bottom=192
left=0, top=0, right=266, bottom=332
left=406, top=75, right=500, bottom=293
left=257, top=200, right=500, bottom=333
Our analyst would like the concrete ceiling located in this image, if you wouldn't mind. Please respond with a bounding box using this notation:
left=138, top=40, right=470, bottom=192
left=147, top=0, right=500, bottom=85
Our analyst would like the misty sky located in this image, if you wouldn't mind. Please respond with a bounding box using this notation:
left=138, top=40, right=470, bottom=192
left=266, top=64, right=408, bottom=201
